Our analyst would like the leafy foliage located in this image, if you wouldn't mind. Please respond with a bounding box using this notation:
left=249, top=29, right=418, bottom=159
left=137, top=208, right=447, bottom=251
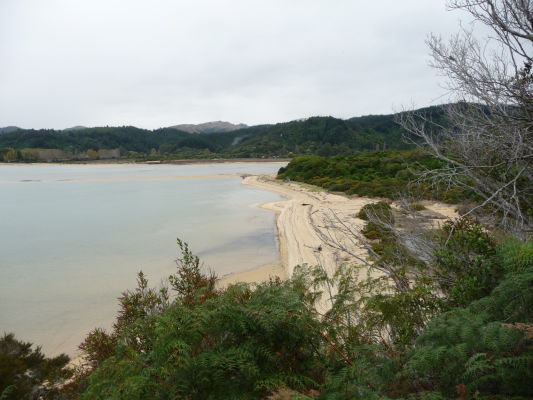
left=69, top=241, right=323, bottom=400
left=406, top=242, right=533, bottom=398
left=229, top=110, right=426, bottom=157
left=276, top=150, right=474, bottom=201
left=310, top=239, right=532, bottom=399
left=5, top=227, right=526, bottom=400
left=357, top=202, right=394, bottom=222
left=0, top=107, right=449, bottom=161
left=432, top=218, right=504, bottom=307
left=0, top=333, right=71, bottom=400
left=79, top=283, right=323, bottom=399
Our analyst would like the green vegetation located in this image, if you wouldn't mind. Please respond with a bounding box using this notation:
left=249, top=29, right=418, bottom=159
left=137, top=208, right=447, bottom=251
left=2, top=207, right=531, bottom=400
left=277, top=150, right=473, bottom=202
left=0, top=127, right=226, bottom=162
left=0, top=333, right=71, bottom=400
left=404, top=241, right=533, bottom=398
left=357, top=202, right=394, bottom=222
left=48, top=227, right=529, bottom=400
left=0, top=107, right=448, bottom=162
left=228, top=110, right=433, bottom=157
left=67, top=241, right=324, bottom=400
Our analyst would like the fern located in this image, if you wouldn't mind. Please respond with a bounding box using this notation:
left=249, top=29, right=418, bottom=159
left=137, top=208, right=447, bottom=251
left=406, top=254, right=533, bottom=398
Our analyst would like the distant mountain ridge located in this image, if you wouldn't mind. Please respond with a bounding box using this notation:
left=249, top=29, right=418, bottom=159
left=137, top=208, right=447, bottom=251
left=169, top=121, right=248, bottom=134
left=63, top=126, right=89, bottom=131
left=0, top=126, right=20, bottom=134
left=0, top=105, right=448, bottom=160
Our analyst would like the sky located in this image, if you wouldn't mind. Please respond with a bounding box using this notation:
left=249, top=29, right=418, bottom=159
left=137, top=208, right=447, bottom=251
left=0, top=1, right=473, bottom=130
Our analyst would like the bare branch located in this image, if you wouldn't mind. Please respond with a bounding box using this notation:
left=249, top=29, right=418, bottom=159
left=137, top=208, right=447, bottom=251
left=402, top=0, right=533, bottom=252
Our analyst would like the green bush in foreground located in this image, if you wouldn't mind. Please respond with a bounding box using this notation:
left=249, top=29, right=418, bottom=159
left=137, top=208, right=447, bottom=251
left=3, top=221, right=529, bottom=400
left=73, top=240, right=323, bottom=400
left=70, top=233, right=532, bottom=400
left=406, top=253, right=533, bottom=398
left=79, top=282, right=322, bottom=400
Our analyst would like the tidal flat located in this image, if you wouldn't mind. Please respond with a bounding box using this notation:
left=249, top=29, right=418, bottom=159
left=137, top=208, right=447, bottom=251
left=0, top=162, right=285, bottom=356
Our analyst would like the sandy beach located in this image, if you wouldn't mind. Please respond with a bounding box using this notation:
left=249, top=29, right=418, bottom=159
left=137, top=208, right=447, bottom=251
left=219, top=174, right=459, bottom=287
left=218, top=175, right=375, bottom=288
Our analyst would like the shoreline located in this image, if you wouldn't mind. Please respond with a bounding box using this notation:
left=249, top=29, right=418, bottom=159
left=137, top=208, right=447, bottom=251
left=10, top=169, right=458, bottom=358
left=218, top=175, right=375, bottom=286
left=218, top=174, right=460, bottom=288
left=0, top=158, right=291, bottom=166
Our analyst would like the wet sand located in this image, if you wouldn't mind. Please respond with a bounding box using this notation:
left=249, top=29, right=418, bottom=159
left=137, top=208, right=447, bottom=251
left=219, top=175, right=459, bottom=287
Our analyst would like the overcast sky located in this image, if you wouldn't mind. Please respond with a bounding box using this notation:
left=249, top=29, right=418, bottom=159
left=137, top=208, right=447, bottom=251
left=0, top=1, right=473, bottom=130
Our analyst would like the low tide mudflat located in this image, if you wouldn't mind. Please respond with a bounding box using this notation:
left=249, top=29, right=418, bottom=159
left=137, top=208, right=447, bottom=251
left=0, top=162, right=285, bottom=356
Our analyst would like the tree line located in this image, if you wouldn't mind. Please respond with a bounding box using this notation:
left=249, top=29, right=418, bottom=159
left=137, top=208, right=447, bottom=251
left=0, top=107, right=447, bottom=162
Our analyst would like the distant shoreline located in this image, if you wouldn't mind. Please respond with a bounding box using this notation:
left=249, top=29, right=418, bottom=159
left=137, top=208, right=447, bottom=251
left=0, top=158, right=291, bottom=166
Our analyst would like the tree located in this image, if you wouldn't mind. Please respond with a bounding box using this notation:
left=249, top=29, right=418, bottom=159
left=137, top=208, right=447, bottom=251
left=0, top=333, right=71, bottom=400
left=86, top=149, right=98, bottom=160
left=3, top=148, right=18, bottom=162
left=73, top=240, right=324, bottom=400
left=399, top=0, right=533, bottom=238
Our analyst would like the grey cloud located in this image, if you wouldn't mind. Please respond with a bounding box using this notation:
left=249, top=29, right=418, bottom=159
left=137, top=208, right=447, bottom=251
left=0, top=0, right=472, bottom=129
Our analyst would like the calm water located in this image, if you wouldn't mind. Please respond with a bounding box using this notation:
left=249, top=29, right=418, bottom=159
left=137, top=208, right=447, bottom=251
left=0, top=162, right=285, bottom=356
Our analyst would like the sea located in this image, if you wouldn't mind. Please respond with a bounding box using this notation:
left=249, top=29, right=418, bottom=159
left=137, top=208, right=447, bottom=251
left=0, top=162, right=286, bottom=356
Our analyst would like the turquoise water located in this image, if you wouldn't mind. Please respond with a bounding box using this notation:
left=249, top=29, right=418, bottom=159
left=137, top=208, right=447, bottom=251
left=0, top=163, right=285, bottom=356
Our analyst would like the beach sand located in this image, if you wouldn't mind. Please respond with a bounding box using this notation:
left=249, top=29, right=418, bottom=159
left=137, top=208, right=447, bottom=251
left=219, top=175, right=373, bottom=287
left=219, top=174, right=460, bottom=287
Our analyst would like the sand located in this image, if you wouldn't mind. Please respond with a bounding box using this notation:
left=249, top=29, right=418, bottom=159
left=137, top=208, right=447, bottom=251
left=218, top=175, right=460, bottom=288
left=219, top=175, right=373, bottom=287
left=55, top=173, right=241, bottom=183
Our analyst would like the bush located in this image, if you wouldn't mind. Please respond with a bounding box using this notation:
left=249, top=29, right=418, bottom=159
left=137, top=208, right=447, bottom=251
left=357, top=202, right=394, bottom=223
left=0, top=333, right=71, bottom=400
left=76, top=241, right=323, bottom=400
left=277, top=150, right=471, bottom=201
left=80, top=281, right=323, bottom=400
left=406, top=241, right=533, bottom=398
left=433, top=218, right=504, bottom=307
left=410, top=203, right=426, bottom=211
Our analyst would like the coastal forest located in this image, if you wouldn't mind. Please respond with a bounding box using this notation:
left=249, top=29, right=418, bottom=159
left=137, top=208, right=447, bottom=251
left=1, top=1, right=532, bottom=400
left=276, top=150, right=471, bottom=202
left=0, top=107, right=440, bottom=162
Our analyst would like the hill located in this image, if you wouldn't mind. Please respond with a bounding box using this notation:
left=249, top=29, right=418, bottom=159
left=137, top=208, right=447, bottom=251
left=63, top=126, right=89, bottom=131
left=168, top=121, right=248, bottom=134
left=223, top=105, right=446, bottom=157
left=0, top=106, right=447, bottom=161
left=0, top=126, right=20, bottom=134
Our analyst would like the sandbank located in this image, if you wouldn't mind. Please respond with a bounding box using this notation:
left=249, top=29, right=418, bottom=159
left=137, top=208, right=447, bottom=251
left=219, top=175, right=459, bottom=288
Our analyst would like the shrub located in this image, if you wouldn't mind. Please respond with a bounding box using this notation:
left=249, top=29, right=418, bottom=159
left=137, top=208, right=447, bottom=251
left=410, top=203, right=426, bottom=211
left=0, top=333, right=71, bottom=400
left=406, top=241, right=533, bottom=398
left=433, top=218, right=504, bottom=307
left=357, top=202, right=394, bottom=223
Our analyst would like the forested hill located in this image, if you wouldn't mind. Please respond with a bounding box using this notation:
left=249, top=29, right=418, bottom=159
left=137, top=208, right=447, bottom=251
left=231, top=105, right=447, bottom=156
left=0, top=106, right=446, bottom=160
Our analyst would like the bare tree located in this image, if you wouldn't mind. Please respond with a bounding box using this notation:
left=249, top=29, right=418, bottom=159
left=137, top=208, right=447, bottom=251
left=399, top=0, right=532, bottom=238
left=315, top=205, right=426, bottom=293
